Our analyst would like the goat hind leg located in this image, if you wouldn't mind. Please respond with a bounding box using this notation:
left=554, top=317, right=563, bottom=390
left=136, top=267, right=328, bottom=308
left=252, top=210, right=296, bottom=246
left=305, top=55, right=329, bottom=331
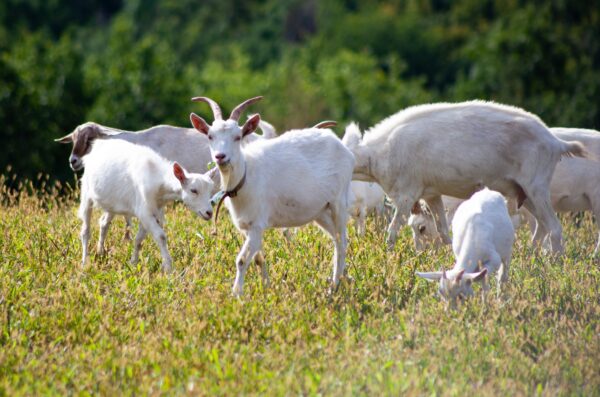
left=130, top=224, right=147, bottom=265
left=315, top=205, right=349, bottom=289
left=386, top=193, right=419, bottom=250
left=525, top=188, right=563, bottom=254
left=254, top=251, right=270, bottom=289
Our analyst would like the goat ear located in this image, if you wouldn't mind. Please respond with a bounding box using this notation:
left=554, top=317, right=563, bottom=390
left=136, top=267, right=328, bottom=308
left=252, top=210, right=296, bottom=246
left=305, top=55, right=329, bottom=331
left=463, top=268, right=488, bottom=283
left=190, top=113, right=210, bottom=135
left=173, top=162, right=187, bottom=184
left=416, top=271, right=443, bottom=282
left=204, top=166, right=220, bottom=183
left=242, top=113, right=261, bottom=137
left=411, top=201, right=422, bottom=215
left=54, top=133, right=73, bottom=144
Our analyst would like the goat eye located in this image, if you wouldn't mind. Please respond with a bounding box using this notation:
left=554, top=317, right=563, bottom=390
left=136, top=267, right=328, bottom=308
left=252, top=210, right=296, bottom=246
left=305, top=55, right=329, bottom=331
left=191, top=189, right=198, bottom=194
left=234, top=136, right=241, bottom=141
left=208, top=135, right=213, bottom=141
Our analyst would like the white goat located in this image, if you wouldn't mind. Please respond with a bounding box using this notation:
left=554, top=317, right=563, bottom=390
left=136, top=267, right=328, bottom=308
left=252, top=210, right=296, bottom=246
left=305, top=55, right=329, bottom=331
left=531, top=127, right=600, bottom=254
left=407, top=196, right=464, bottom=250
left=348, top=181, right=385, bottom=236
left=79, top=139, right=215, bottom=271
left=189, top=96, right=354, bottom=297
left=342, top=100, right=586, bottom=254
left=417, top=188, right=514, bottom=305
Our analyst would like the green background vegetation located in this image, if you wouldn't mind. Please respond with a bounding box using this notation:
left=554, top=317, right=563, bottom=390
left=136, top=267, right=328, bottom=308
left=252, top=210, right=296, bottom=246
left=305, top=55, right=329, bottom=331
left=1, top=0, right=599, bottom=182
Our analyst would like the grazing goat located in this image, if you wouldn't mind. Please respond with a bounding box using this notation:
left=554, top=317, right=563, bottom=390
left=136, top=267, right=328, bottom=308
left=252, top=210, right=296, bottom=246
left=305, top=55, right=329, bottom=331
left=79, top=140, right=215, bottom=271
left=417, top=188, right=514, bottom=306
left=348, top=181, right=386, bottom=236
left=408, top=196, right=464, bottom=250
left=342, top=100, right=586, bottom=254
left=189, top=96, right=354, bottom=297
left=409, top=195, right=521, bottom=250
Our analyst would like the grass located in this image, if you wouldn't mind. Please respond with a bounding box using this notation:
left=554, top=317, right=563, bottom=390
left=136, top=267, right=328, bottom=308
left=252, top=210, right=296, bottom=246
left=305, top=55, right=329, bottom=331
left=0, top=178, right=599, bottom=396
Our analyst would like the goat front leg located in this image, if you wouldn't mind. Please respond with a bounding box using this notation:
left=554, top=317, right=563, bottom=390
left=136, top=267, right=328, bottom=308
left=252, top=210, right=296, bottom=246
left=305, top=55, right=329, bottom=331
left=139, top=209, right=172, bottom=273
left=425, top=195, right=451, bottom=245
left=233, top=228, right=264, bottom=297
left=124, top=216, right=133, bottom=241
left=386, top=193, right=419, bottom=250
left=78, top=199, right=93, bottom=267
left=97, top=211, right=114, bottom=255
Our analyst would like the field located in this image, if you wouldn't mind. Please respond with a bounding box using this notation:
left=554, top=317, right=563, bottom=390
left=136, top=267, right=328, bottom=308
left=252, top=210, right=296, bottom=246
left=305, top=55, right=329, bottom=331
left=1, top=179, right=599, bottom=396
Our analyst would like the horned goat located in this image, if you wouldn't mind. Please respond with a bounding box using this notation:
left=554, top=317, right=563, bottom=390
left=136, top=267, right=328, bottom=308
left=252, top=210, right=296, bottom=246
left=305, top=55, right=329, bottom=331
left=189, top=96, right=354, bottom=297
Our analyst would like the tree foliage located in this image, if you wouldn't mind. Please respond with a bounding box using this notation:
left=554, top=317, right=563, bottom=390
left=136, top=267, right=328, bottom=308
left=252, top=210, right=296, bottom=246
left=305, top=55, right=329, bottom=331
left=1, top=0, right=599, bottom=181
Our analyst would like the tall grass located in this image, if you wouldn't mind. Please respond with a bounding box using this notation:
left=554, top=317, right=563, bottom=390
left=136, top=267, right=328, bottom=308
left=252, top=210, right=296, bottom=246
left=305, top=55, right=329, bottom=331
left=0, top=178, right=598, bottom=395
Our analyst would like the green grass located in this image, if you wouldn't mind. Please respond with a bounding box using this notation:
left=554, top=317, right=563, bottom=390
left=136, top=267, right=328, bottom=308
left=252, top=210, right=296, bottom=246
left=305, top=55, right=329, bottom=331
left=0, top=181, right=599, bottom=396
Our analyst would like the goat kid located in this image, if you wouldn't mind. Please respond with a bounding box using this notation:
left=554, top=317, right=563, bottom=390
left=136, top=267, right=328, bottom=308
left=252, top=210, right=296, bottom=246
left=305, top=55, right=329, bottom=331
left=79, top=140, right=215, bottom=271
left=417, top=188, right=515, bottom=306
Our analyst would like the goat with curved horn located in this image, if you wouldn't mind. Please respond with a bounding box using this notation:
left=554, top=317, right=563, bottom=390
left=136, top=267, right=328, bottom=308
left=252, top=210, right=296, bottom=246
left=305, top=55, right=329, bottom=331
left=229, top=96, right=263, bottom=121
left=191, top=96, right=223, bottom=120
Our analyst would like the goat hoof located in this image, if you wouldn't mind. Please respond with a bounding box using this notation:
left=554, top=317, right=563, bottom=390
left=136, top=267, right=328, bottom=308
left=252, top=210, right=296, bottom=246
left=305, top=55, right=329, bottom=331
left=232, top=283, right=244, bottom=297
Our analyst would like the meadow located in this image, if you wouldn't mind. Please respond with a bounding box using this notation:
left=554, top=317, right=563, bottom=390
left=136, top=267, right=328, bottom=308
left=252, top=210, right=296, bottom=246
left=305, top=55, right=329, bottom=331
left=1, top=177, right=599, bottom=396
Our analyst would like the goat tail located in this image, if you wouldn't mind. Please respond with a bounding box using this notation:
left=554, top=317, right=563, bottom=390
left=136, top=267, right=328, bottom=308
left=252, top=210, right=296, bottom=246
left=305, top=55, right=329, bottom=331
left=559, top=139, right=588, bottom=159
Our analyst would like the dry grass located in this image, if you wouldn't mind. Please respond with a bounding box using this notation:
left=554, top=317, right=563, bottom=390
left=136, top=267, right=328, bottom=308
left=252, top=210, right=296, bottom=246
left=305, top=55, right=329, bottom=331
left=0, top=177, right=599, bottom=396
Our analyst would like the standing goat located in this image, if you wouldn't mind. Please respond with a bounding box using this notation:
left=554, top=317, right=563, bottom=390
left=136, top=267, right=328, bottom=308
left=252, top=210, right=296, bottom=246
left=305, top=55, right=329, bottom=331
left=532, top=128, right=600, bottom=254
left=189, top=96, right=354, bottom=297
left=417, top=188, right=514, bottom=306
left=342, top=100, right=586, bottom=254
left=79, top=140, right=215, bottom=271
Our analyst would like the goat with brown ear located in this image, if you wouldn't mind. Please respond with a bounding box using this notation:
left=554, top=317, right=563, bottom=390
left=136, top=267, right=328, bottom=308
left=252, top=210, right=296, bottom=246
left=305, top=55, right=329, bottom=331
left=190, top=96, right=355, bottom=297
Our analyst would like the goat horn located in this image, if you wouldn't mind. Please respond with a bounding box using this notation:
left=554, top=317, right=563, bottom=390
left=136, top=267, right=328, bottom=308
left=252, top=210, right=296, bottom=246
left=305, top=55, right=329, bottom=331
left=313, top=120, right=337, bottom=129
left=229, top=96, right=263, bottom=121
left=191, top=97, right=223, bottom=120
